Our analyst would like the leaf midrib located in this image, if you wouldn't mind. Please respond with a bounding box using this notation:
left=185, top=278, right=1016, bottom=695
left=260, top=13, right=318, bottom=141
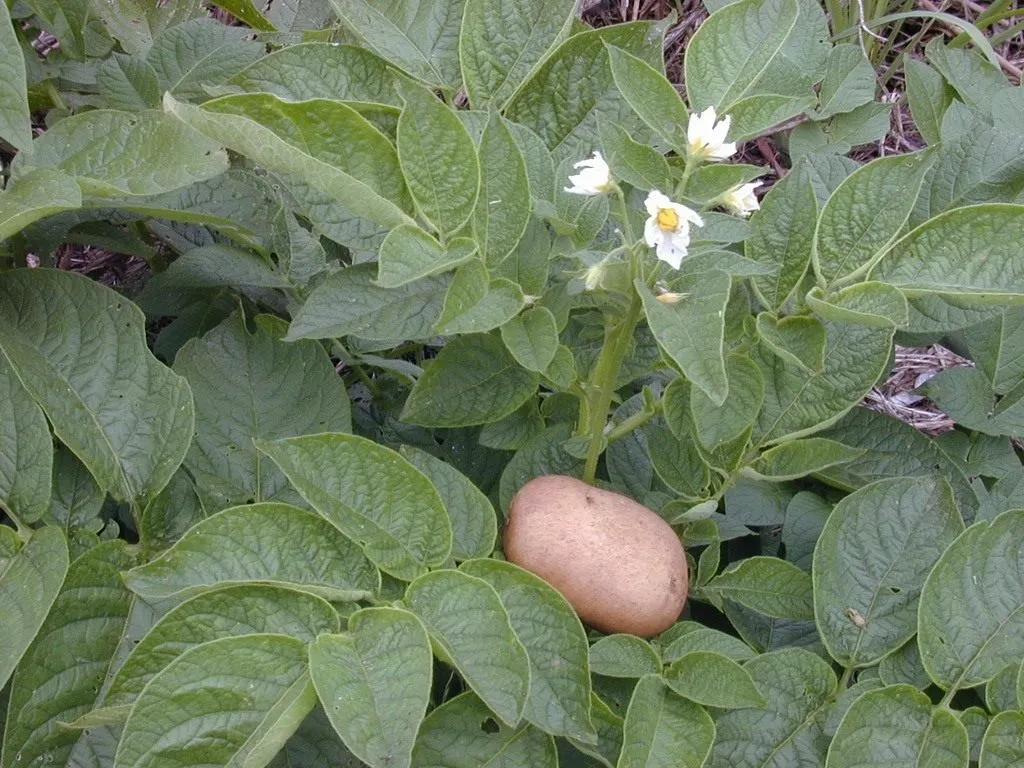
left=0, top=327, right=135, bottom=501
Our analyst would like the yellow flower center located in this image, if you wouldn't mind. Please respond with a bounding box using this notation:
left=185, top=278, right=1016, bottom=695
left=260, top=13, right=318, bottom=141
left=656, top=207, right=680, bottom=232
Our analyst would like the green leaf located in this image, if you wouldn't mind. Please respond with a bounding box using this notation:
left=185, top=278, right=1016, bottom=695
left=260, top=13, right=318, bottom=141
left=411, top=692, right=558, bottom=767
left=46, top=447, right=105, bottom=538
left=753, top=320, right=894, bottom=445
left=690, top=354, right=763, bottom=450
left=435, top=265, right=527, bottom=334
left=231, top=42, right=400, bottom=109
left=327, top=0, right=465, bottom=88
left=684, top=0, right=829, bottom=138
left=754, top=438, right=865, bottom=481
left=164, top=93, right=413, bottom=230
left=208, top=0, right=276, bottom=29
left=826, top=684, right=969, bottom=768
left=147, top=18, right=264, bottom=101
left=706, top=648, right=836, bottom=768
left=598, top=120, right=673, bottom=191
left=85, top=0, right=206, bottom=56
left=919, top=509, right=1024, bottom=691
left=813, top=477, right=964, bottom=669
left=782, top=491, right=830, bottom=571
left=96, top=56, right=157, bottom=112
left=145, top=245, right=288, bottom=291
left=789, top=102, right=892, bottom=158
left=174, top=313, right=351, bottom=510
left=198, top=93, right=408, bottom=213
left=807, top=282, right=910, bottom=328
left=705, top=556, right=814, bottom=620
left=404, top=570, right=530, bottom=726
left=398, top=446, right=497, bottom=560
left=638, top=272, right=730, bottom=406
left=461, top=559, right=596, bottom=742
left=257, top=433, right=451, bottom=581
left=501, top=307, right=559, bottom=373
left=122, top=502, right=379, bottom=601
left=309, top=608, right=432, bottom=768
left=879, top=639, right=932, bottom=690
left=376, top=225, right=477, bottom=288
left=962, top=307, right=1024, bottom=395
left=589, top=635, right=662, bottom=678
left=478, top=400, right=545, bottom=451
left=0, top=169, right=83, bottom=243
left=663, top=651, right=766, bottom=709
left=921, top=367, right=1024, bottom=437
left=498, top=423, right=584, bottom=511
left=106, top=585, right=338, bottom=710
left=0, top=358, right=51, bottom=524
left=19, top=109, right=228, bottom=197
left=961, top=706, right=990, bottom=763
left=505, top=21, right=666, bottom=162
left=269, top=704, right=364, bottom=768
left=0, top=270, right=193, bottom=505
left=474, top=113, right=532, bottom=265
left=1, top=540, right=131, bottom=768
left=646, top=419, right=710, bottom=499
left=0, top=1, right=31, bottom=150
left=606, top=45, right=688, bottom=153
left=402, top=333, right=539, bottom=427
left=914, top=125, right=1024, bottom=224
left=980, top=711, right=1024, bottom=768
left=113, top=634, right=316, bottom=768
left=813, top=44, right=875, bottom=119
left=287, top=264, right=449, bottom=342
left=660, top=622, right=756, bottom=663
left=460, top=0, right=575, bottom=107
left=395, top=80, right=479, bottom=238
left=755, top=313, right=826, bottom=373
left=873, top=204, right=1024, bottom=299
left=985, top=663, right=1022, bottom=715
left=570, top=693, right=624, bottom=767
left=904, top=58, right=953, bottom=147
left=745, top=160, right=819, bottom=308
left=814, top=152, right=933, bottom=285
left=619, top=675, right=715, bottom=768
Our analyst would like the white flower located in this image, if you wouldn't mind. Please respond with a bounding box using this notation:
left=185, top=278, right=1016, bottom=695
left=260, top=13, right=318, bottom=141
left=583, top=262, right=606, bottom=291
left=687, top=106, right=736, bottom=161
left=564, top=151, right=614, bottom=195
left=643, top=190, right=704, bottom=269
left=721, top=181, right=762, bottom=217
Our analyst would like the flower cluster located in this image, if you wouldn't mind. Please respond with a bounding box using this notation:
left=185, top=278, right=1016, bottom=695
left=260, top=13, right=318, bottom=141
left=564, top=106, right=762, bottom=273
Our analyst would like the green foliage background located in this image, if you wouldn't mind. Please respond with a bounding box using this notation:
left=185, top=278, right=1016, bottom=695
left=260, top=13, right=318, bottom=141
left=1, top=0, right=1024, bottom=766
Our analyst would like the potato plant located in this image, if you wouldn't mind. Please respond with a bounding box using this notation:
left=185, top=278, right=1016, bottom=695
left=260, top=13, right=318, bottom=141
left=1, top=0, right=1024, bottom=766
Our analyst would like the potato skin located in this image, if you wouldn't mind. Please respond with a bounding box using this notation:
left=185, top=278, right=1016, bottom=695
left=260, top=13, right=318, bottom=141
left=504, top=475, right=688, bottom=637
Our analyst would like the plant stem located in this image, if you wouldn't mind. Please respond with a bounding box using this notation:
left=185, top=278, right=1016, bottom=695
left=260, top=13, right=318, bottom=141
left=5, top=510, right=30, bottom=541
left=605, top=399, right=662, bottom=443
left=580, top=290, right=644, bottom=483
left=838, top=665, right=855, bottom=691
left=612, top=185, right=637, bottom=244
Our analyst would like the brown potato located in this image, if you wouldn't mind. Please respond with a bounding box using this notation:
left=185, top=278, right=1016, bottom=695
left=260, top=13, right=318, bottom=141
left=504, top=475, right=688, bottom=637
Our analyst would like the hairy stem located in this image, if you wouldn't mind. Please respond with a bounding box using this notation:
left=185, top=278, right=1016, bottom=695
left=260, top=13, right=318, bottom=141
left=580, top=291, right=644, bottom=483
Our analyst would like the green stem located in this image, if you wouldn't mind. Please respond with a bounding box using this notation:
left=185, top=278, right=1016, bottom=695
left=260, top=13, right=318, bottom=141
left=838, top=665, right=855, bottom=691
left=612, top=185, right=637, bottom=244
left=677, top=153, right=700, bottom=200
left=605, top=398, right=662, bottom=443
left=580, top=291, right=644, bottom=483
left=44, top=80, right=66, bottom=112
left=5, top=509, right=30, bottom=541
left=938, top=687, right=957, bottom=709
